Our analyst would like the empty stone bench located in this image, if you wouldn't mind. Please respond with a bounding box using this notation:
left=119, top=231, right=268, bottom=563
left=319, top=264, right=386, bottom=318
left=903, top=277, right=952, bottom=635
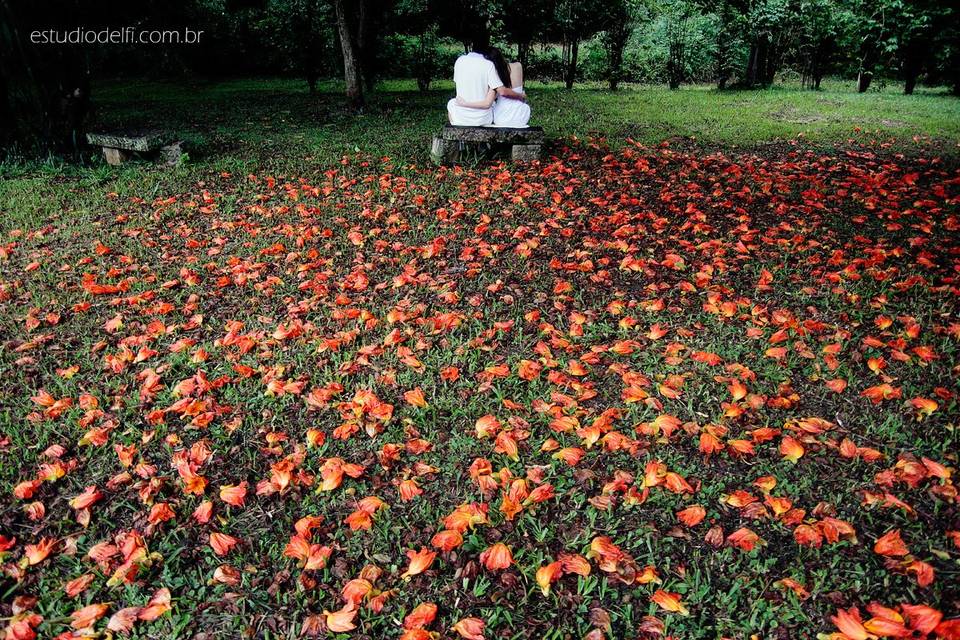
left=86, top=130, right=182, bottom=166
left=431, top=125, right=544, bottom=164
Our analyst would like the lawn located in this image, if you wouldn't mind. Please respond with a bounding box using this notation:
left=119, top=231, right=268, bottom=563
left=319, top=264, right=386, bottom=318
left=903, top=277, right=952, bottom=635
left=0, top=79, right=958, bottom=639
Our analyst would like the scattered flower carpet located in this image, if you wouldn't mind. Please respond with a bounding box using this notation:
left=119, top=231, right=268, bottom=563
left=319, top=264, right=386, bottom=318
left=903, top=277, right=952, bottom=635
left=1, top=139, right=959, bottom=639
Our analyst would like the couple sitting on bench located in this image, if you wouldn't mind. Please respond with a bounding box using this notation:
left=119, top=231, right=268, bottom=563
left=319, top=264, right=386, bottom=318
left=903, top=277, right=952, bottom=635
left=447, top=34, right=530, bottom=129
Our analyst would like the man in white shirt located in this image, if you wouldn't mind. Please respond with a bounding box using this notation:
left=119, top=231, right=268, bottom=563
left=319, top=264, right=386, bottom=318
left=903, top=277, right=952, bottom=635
left=447, top=51, right=504, bottom=126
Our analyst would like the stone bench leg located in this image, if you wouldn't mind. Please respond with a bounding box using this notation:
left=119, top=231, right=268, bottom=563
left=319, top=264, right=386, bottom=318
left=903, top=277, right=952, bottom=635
left=102, top=147, right=130, bottom=166
left=511, top=144, right=542, bottom=162
left=430, top=137, right=460, bottom=165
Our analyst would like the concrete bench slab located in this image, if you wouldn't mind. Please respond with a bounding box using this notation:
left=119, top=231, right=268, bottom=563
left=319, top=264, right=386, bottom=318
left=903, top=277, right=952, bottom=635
left=85, top=130, right=181, bottom=166
left=431, top=125, right=545, bottom=165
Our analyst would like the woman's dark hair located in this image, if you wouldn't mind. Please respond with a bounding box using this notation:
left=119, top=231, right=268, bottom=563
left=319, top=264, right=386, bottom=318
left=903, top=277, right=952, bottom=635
left=484, top=48, right=512, bottom=89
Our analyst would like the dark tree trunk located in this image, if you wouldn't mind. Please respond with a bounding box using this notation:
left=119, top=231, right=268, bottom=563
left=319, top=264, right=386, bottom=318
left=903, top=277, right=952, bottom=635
left=902, top=42, right=923, bottom=95
left=904, top=72, right=917, bottom=95
left=607, top=29, right=627, bottom=91
left=744, top=35, right=773, bottom=88
left=356, top=0, right=379, bottom=92
left=517, top=42, right=529, bottom=70
left=952, top=31, right=960, bottom=96
left=415, top=33, right=431, bottom=93
left=745, top=43, right=758, bottom=86
left=564, top=38, right=579, bottom=90
left=857, top=42, right=877, bottom=93
left=667, top=19, right=685, bottom=90
left=716, top=39, right=729, bottom=89
left=333, top=0, right=364, bottom=110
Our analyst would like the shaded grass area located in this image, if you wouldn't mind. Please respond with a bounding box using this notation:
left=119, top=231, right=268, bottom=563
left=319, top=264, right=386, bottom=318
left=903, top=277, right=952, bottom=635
left=2, top=78, right=958, bottom=235
left=90, top=77, right=960, bottom=161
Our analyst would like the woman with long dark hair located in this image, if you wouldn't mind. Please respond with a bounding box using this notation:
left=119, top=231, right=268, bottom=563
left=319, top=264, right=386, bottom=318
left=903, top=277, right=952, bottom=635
left=455, top=47, right=531, bottom=128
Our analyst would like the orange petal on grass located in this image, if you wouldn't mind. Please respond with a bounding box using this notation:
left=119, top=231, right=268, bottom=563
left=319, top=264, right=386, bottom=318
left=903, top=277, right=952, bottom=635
left=403, top=602, right=438, bottom=630
left=479, top=542, right=513, bottom=571
left=451, top=617, right=486, bottom=640
left=727, top=527, right=761, bottom=552
left=899, top=604, right=943, bottom=634
left=64, top=573, right=96, bottom=597
left=873, top=529, right=909, bottom=557
left=779, top=436, right=804, bottom=463
left=323, top=605, right=357, bottom=632
left=219, top=482, right=247, bottom=507
left=341, top=578, right=373, bottom=606
left=24, top=538, right=57, bottom=565
left=107, top=607, right=142, bottom=633
left=401, top=548, right=436, bottom=580
left=830, top=607, right=872, bottom=640
left=209, top=532, right=239, bottom=556
left=403, top=387, right=428, bottom=408
left=138, top=587, right=172, bottom=621
left=825, top=378, right=847, bottom=392
left=676, top=505, right=706, bottom=527
left=536, top=561, right=563, bottom=595
left=650, top=590, right=689, bottom=616
left=71, top=602, right=110, bottom=629
left=559, top=553, right=592, bottom=576
left=431, top=529, right=464, bottom=552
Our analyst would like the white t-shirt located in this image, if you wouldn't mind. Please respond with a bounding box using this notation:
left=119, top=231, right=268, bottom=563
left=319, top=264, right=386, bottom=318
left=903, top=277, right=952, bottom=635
left=447, top=52, right=504, bottom=126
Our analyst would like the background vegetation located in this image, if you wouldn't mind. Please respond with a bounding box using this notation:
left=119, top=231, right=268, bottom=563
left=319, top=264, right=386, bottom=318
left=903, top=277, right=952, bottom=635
left=2, top=0, right=958, bottom=156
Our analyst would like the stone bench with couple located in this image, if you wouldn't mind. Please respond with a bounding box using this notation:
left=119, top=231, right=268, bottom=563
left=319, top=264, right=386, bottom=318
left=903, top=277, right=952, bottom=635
left=431, top=45, right=544, bottom=165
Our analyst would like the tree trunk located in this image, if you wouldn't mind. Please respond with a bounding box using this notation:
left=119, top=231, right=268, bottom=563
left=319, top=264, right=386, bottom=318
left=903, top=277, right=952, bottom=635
left=356, top=0, right=380, bottom=92
left=904, top=73, right=917, bottom=95
left=607, top=31, right=625, bottom=91
left=518, top=42, right=529, bottom=70
left=415, top=33, right=431, bottom=93
left=716, top=38, right=729, bottom=89
left=565, top=38, right=578, bottom=90
left=667, top=19, right=685, bottom=90
left=744, top=35, right=773, bottom=88
left=756, top=37, right=771, bottom=86
left=333, top=0, right=364, bottom=110
left=902, top=43, right=923, bottom=95
left=857, top=70, right=873, bottom=93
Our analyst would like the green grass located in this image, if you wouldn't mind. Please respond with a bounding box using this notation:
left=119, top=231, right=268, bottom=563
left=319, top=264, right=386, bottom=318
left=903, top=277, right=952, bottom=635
left=90, top=76, right=960, bottom=160
left=4, top=77, right=958, bottom=235
left=0, top=78, right=958, bottom=639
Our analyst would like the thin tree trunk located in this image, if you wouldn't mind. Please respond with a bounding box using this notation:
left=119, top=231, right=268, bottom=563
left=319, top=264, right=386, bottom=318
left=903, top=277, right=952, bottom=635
left=565, top=38, right=578, bottom=90
left=904, top=72, right=917, bottom=95
left=745, top=43, right=758, bottom=87
left=608, top=32, right=625, bottom=91
left=333, top=0, right=363, bottom=110
left=518, top=42, right=529, bottom=69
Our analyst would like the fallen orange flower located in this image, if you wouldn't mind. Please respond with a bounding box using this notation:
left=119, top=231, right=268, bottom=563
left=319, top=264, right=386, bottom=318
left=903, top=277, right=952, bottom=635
left=401, top=548, right=436, bottom=580
left=650, top=590, right=689, bottom=616
left=479, top=542, right=513, bottom=571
